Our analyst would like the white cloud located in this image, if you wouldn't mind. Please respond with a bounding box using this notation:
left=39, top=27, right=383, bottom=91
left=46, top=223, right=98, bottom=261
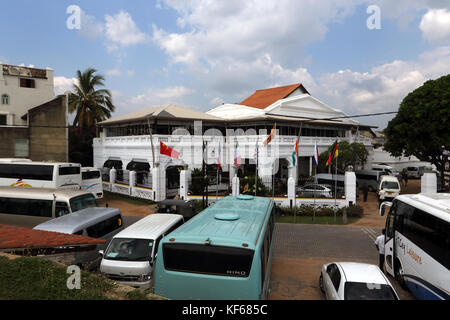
left=419, top=8, right=450, bottom=45
left=104, top=11, right=148, bottom=51
left=54, top=76, right=78, bottom=95
left=78, top=10, right=104, bottom=41
left=129, top=86, right=195, bottom=106
left=106, top=69, right=122, bottom=76
left=153, top=0, right=363, bottom=69
left=313, top=46, right=450, bottom=124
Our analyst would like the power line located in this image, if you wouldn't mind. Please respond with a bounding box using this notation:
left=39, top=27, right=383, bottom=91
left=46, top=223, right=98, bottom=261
left=0, top=110, right=399, bottom=129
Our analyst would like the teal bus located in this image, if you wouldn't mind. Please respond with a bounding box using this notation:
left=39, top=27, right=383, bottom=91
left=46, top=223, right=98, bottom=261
left=153, top=195, right=275, bottom=300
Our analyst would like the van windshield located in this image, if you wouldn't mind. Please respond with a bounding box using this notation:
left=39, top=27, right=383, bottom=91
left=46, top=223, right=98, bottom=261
left=69, top=194, right=97, bottom=212
left=381, top=181, right=399, bottom=189
left=104, top=238, right=154, bottom=261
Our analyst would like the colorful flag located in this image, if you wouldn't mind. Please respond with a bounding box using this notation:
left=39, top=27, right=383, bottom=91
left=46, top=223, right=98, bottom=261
left=291, top=139, right=299, bottom=167
left=160, top=141, right=180, bottom=159
left=234, top=141, right=241, bottom=167
left=313, top=141, right=319, bottom=167
left=326, top=140, right=339, bottom=166
left=263, top=123, right=277, bottom=146
left=243, top=184, right=249, bottom=193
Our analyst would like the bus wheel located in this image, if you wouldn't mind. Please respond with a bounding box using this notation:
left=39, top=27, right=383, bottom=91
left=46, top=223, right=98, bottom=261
left=394, top=261, right=406, bottom=289
left=319, top=274, right=324, bottom=293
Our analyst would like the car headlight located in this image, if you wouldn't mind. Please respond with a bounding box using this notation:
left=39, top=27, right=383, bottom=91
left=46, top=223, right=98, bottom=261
left=139, top=274, right=152, bottom=282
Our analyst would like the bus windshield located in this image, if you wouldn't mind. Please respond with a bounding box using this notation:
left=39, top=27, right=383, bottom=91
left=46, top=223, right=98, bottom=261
left=344, top=282, right=398, bottom=300
left=70, top=194, right=97, bottom=212
left=105, top=238, right=153, bottom=261
left=163, top=243, right=254, bottom=277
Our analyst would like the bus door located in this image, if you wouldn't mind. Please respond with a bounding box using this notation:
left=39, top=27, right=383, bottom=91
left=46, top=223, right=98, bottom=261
left=380, top=201, right=395, bottom=276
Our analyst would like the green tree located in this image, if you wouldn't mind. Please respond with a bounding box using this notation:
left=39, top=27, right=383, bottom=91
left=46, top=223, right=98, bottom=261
left=318, top=141, right=368, bottom=173
left=68, top=68, right=115, bottom=127
left=383, top=74, right=450, bottom=172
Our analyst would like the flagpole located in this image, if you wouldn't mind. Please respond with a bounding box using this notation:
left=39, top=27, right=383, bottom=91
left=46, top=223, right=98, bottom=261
left=294, top=122, right=303, bottom=224
left=334, top=151, right=338, bottom=223
left=147, top=118, right=155, bottom=168
left=255, top=140, right=258, bottom=197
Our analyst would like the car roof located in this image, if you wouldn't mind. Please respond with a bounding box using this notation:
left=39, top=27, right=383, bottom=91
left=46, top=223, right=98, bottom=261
left=33, top=207, right=122, bottom=234
left=113, top=213, right=183, bottom=240
left=336, top=262, right=389, bottom=284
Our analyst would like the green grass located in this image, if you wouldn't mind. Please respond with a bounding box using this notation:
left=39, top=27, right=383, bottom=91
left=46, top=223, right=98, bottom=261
left=0, top=256, right=115, bottom=300
left=275, top=215, right=360, bottom=225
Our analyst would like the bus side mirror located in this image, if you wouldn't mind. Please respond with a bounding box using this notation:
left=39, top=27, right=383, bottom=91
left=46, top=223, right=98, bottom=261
left=379, top=201, right=392, bottom=216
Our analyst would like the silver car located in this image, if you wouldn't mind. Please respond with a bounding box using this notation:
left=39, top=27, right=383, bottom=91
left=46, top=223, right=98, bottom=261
left=297, top=183, right=332, bottom=198
left=319, top=262, right=399, bottom=300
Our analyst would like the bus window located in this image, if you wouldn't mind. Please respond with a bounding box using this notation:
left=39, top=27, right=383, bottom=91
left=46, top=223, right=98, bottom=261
left=0, top=197, right=52, bottom=217
left=59, top=167, right=81, bottom=175
left=86, top=215, right=123, bottom=238
left=70, top=194, right=97, bottom=212
left=82, top=170, right=101, bottom=180
left=163, top=243, right=254, bottom=277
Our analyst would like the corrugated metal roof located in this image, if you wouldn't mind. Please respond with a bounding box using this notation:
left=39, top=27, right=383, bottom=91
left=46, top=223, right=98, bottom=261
left=98, top=104, right=222, bottom=125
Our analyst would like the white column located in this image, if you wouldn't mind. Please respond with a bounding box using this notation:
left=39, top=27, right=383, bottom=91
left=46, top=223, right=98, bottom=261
left=179, top=170, right=189, bottom=200
left=152, top=166, right=166, bottom=201
left=110, top=168, right=116, bottom=184
left=345, top=171, right=357, bottom=206
left=421, top=173, right=437, bottom=194
left=309, top=157, right=312, bottom=176
left=287, top=176, right=295, bottom=208
left=232, top=175, right=240, bottom=196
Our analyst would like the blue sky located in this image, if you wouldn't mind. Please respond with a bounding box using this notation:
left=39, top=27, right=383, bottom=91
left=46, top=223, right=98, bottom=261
left=1, top=0, right=450, bottom=129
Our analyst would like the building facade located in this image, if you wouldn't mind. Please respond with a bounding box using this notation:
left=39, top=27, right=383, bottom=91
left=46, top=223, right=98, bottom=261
left=0, top=64, right=68, bottom=161
left=93, top=84, right=375, bottom=193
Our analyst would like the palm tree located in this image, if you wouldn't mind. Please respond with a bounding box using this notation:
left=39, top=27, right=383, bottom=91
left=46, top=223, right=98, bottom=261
left=68, top=68, right=115, bottom=127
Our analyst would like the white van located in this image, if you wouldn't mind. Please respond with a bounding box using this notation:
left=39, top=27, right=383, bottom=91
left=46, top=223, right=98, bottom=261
left=377, top=175, right=401, bottom=203
left=99, top=213, right=184, bottom=289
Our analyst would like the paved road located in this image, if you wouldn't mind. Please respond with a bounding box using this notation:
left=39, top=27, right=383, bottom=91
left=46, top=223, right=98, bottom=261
left=273, top=223, right=381, bottom=260
left=269, top=223, right=414, bottom=300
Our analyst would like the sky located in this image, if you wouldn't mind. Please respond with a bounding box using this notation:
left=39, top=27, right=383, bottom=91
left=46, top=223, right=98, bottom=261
left=1, top=0, right=450, bottom=129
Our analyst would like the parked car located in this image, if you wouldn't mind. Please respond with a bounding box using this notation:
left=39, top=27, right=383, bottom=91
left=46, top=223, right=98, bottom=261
left=156, top=199, right=197, bottom=220
left=297, top=183, right=332, bottom=198
left=319, top=262, right=399, bottom=300
left=406, top=166, right=421, bottom=179
left=377, top=175, right=401, bottom=203
left=355, top=170, right=389, bottom=191
left=371, top=164, right=402, bottom=181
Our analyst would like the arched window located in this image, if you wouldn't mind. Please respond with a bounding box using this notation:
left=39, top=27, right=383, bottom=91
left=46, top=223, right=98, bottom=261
left=1, top=94, right=9, bottom=105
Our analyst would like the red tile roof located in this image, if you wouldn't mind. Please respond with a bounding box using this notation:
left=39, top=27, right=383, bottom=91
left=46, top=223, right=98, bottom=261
left=239, top=83, right=309, bottom=109
left=0, top=224, right=105, bottom=250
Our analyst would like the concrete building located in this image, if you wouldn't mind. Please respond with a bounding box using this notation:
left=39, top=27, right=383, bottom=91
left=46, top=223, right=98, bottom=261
left=0, top=64, right=68, bottom=161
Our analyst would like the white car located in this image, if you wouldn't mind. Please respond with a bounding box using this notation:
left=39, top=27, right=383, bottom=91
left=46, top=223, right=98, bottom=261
left=319, top=262, right=400, bottom=300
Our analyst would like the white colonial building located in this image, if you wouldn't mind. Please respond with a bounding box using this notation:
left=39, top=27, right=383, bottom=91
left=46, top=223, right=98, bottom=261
left=93, top=83, right=375, bottom=202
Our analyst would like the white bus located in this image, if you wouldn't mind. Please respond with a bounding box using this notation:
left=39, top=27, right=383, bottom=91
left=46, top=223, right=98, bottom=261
left=0, top=161, right=81, bottom=189
left=0, top=187, right=97, bottom=228
left=380, top=194, right=450, bottom=300
left=81, top=167, right=103, bottom=199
